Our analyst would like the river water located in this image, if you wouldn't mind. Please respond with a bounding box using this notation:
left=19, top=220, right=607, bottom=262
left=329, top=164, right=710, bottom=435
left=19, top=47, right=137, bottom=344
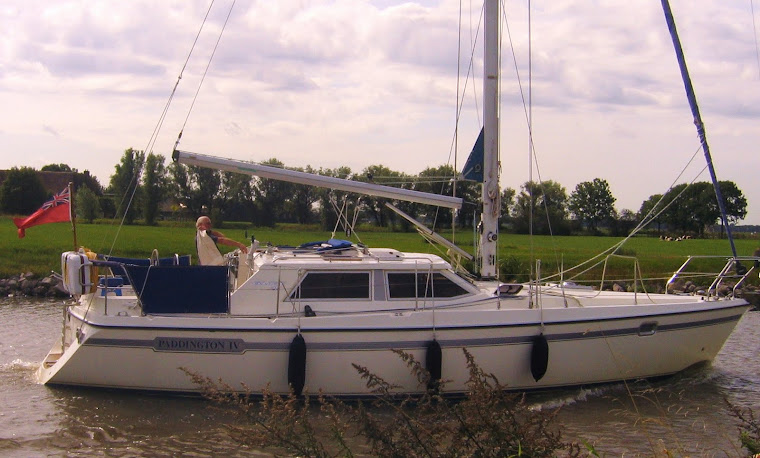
left=1, top=297, right=758, bottom=456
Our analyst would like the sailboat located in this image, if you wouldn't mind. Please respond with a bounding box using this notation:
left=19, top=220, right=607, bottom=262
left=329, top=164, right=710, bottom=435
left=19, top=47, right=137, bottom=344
left=38, top=0, right=753, bottom=396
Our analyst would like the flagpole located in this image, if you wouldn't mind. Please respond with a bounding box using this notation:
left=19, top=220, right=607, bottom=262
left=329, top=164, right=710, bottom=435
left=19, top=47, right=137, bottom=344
left=69, top=182, right=78, bottom=251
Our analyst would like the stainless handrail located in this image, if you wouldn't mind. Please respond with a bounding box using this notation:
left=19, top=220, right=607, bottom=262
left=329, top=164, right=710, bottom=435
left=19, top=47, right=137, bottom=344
left=666, top=256, right=759, bottom=299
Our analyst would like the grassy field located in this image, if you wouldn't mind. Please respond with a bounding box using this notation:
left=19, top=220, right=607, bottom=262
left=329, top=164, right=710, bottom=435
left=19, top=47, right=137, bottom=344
left=2, top=216, right=758, bottom=286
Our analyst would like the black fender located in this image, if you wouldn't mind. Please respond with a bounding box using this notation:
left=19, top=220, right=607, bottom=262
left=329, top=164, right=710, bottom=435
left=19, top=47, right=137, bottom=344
left=530, top=334, right=549, bottom=382
left=288, top=334, right=307, bottom=396
left=425, top=339, right=442, bottom=391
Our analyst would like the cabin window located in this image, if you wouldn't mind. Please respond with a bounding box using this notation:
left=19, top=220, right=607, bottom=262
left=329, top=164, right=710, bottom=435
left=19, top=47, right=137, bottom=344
left=291, top=272, right=370, bottom=299
left=387, top=272, right=468, bottom=299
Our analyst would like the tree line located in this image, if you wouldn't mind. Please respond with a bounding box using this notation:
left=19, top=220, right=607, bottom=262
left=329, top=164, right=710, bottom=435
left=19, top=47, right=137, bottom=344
left=0, top=148, right=748, bottom=237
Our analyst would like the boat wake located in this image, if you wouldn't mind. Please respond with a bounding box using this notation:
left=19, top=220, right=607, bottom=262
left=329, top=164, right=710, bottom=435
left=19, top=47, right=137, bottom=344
left=2, top=358, right=41, bottom=383
left=528, top=385, right=622, bottom=411
left=527, top=365, right=724, bottom=412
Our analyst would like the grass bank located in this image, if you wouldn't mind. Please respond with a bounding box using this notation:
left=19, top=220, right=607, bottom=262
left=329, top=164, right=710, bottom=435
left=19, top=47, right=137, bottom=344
left=1, top=216, right=757, bottom=285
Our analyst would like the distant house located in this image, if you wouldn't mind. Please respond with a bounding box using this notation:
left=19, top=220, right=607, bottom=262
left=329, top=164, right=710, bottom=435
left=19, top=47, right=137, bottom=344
left=0, top=170, right=101, bottom=196
left=0, top=170, right=75, bottom=195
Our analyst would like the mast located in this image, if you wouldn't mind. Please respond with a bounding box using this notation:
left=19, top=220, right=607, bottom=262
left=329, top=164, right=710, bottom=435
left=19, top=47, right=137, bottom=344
left=660, top=0, right=738, bottom=259
left=480, top=0, right=500, bottom=279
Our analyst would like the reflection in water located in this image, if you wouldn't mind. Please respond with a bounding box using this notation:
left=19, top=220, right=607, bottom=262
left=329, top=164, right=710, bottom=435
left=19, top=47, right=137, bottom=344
left=46, top=388, right=257, bottom=456
left=1, top=297, right=758, bottom=456
left=532, top=312, right=759, bottom=455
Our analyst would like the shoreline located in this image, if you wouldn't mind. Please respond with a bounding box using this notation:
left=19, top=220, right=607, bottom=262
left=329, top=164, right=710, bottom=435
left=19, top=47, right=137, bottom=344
left=0, top=273, right=69, bottom=298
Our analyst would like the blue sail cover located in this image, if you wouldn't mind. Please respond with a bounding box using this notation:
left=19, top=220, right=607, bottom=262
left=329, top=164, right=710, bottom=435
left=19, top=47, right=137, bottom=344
left=98, top=254, right=191, bottom=285
left=298, top=239, right=353, bottom=252
left=124, top=265, right=229, bottom=314
left=461, top=127, right=485, bottom=182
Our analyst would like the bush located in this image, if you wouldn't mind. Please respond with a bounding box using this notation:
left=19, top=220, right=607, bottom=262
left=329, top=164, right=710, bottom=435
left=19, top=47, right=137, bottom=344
left=500, top=255, right=529, bottom=282
left=183, top=348, right=580, bottom=456
left=76, top=186, right=101, bottom=223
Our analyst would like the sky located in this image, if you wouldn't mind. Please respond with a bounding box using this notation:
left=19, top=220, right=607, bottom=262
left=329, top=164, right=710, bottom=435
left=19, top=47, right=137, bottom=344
left=1, top=0, right=759, bottom=224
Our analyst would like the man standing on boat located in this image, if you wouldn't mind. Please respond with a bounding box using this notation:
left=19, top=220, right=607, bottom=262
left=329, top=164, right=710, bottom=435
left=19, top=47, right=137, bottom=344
left=195, top=215, right=248, bottom=265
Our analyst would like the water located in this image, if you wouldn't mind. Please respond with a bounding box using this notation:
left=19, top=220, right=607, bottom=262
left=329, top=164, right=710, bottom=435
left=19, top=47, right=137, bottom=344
left=1, top=298, right=758, bottom=456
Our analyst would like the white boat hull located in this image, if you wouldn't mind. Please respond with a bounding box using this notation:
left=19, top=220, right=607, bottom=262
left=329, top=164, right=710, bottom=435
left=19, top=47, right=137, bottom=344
left=39, top=293, right=748, bottom=395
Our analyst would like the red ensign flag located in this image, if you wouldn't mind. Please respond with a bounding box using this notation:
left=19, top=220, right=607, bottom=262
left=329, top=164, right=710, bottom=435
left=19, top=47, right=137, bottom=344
left=13, top=186, right=71, bottom=238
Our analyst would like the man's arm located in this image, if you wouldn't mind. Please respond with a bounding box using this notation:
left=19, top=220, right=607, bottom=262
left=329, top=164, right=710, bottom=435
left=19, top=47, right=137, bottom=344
left=216, top=235, right=249, bottom=253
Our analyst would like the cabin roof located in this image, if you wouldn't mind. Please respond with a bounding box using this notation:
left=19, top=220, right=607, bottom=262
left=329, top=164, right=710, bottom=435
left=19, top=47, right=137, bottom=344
left=256, top=247, right=452, bottom=270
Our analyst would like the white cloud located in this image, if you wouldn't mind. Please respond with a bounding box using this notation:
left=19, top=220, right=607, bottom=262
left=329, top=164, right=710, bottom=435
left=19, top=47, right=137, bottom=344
left=0, top=0, right=758, bottom=226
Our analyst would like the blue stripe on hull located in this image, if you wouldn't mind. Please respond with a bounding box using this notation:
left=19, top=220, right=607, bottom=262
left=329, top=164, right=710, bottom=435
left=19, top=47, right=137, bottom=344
left=80, top=311, right=745, bottom=353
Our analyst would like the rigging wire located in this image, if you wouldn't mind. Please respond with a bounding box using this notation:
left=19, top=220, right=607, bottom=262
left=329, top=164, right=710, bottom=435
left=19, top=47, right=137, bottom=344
left=452, top=0, right=463, bottom=246
left=500, top=0, right=564, bottom=281
left=426, top=0, right=483, bottom=267
left=434, top=3, right=482, bottom=219
left=430, top=1, right=483, bottom=240
left=82, top=1, right=222, bottom=331
left=104, top=0, right=221, bottom=257
left=543, top=142, right=709, bottom=285
left=444, top=1, right=496, bottom=275
left=527, top=0, right=534, bottom=288
left=752, top=0, right=760, bottom=79
left=500, top=1, right=719, bottom=285
left=173, top=0, right=237, bottom=153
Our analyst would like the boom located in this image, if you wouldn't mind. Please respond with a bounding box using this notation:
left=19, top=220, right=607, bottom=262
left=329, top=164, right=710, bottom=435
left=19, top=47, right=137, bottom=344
left=173, top=150, right=463, bottom=210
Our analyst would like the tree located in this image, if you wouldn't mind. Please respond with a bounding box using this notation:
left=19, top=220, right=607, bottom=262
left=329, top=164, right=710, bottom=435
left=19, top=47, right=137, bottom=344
left=499, top=187, right=516, bottom=229
left=168, top=161, right=194, bottom=214
left=75, top=185, right=101, bottom=223
left=656, top=181, right=748, bottom=236
left=611, top=208, right=638, bottom=237
left=658, top=183, right=707, bottom=234
left=285, top=166, right=318, bottom=224
left=355, top=164, right=406, bottom=228
left=219, top=171, right=256, bottom=223
left=415, top=164, right=479, bottom=230
left=41, top=163, right=73, bottom=172
left=192, top=166, right=222, bottom=215
left=638, top=193, right=664, bottom=233
left=686, top=180, right=747, bottom=236
left=108, top=148, right=145, bottom=224
left=168, top=162, right=221, bottom=217
left=453, top=177, right=480, bottom=230
left=253, top=158, right=294, bottom=227
left=100, top=195, right=117, bottom=219
left=717, top=180, right=748, bottom=227
left=0, top=167, right=49, bottom=215
left=74, top=171, right=103, bottom=196
left=511, top=180, right=569, bottom=235
left=142, top=153, right=168, bottom=225
left=568, top=178, right=616, bottom=233
left=314, top=166, right=353, bottom=231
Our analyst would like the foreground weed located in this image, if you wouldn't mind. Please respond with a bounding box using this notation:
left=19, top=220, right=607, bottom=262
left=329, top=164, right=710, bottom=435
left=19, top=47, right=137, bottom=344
left=727, top=399, right=760, bottom=455
left=184, top=348, right=580, bottom=457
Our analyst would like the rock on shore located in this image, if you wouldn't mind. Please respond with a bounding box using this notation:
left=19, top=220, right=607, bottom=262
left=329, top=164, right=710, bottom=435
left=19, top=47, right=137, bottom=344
left=0, top=272, right=69, bottom=298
